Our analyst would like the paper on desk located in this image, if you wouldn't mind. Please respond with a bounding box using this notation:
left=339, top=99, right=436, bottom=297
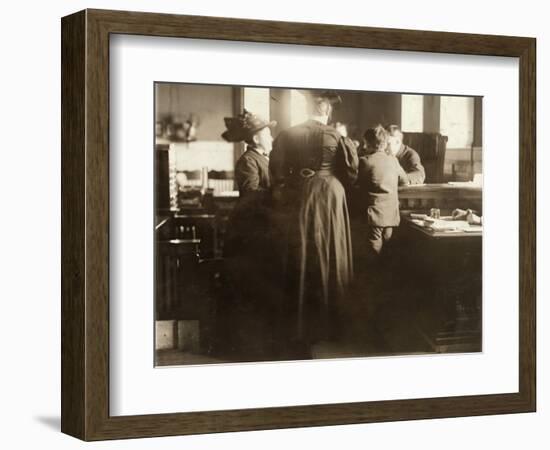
left=464, top=225, right=483, bottom=233
left=448, top=181, right=475, bottom=187
left=410, top=213, right=428, bottom=220
left=428, top=219, right=471, bottom=231
left=411, top=217, right=482, bottom=233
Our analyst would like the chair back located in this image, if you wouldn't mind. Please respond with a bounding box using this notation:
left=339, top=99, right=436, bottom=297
left=402, top=132, right=448, bottom=183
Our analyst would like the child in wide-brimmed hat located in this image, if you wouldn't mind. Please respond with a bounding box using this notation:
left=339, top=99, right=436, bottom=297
left=222, top=109, right=276, bottom=197
left=220, top=110, right=279, bottom=360
left=222, top=109, right=276, bottom=149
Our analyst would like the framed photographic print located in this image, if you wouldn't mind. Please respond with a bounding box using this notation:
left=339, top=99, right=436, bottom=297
left=61, top=9, right=536, bottom=441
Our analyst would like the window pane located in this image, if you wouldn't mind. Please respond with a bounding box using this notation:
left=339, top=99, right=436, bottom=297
left=440, top=96, right=474, bottom=148
left=401, top=94, right=423, bottom=132
left=243, top=87, right=270, bottom=120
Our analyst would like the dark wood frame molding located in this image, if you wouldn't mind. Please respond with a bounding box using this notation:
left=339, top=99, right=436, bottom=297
left=61, top=9, right=536, bottom=441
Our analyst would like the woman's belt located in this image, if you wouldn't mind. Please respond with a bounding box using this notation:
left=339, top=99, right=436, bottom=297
left=298, top=168, right=333, bottom=178
left=299, top=168, right=316, bottom=178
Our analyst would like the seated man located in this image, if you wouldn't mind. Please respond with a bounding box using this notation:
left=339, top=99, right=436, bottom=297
left=386, top=125, right=426, bottom=185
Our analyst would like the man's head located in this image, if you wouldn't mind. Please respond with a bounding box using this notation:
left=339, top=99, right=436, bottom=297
left=363, top=125, right=388, bottom=153
left=386, top=124, right=404, bottom=156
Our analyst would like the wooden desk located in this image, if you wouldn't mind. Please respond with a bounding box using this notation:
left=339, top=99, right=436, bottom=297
left=397, top=215, right=482, bottom=353
left=403, top=216, right=482, bottom=239
left=155, top=215, right=222, bottom=353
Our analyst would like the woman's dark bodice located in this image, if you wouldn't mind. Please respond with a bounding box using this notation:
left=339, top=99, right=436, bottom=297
left=270, top=120, right=359, bottom=187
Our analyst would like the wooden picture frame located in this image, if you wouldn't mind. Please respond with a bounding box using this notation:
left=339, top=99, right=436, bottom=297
left=61, top=8, right=536, bottom=441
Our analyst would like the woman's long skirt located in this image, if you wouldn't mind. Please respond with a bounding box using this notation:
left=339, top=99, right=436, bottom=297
left=281, top=173, right=354, bottom=343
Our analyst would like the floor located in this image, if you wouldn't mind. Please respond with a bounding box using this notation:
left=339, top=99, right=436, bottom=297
left=154, top=220, right=481, bottom=367
left=155, top=334, right=434, bottom=367
left=155, top=288, right=436, bottom=367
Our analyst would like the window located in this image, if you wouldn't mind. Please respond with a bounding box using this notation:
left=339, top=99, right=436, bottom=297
left=243, top=87, right=270, bottom=121
left=401, top=94, right=423, bottom=132
left=440, top=96, right=475, bottom=148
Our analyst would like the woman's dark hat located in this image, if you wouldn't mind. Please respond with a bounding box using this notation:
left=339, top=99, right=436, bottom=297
left=309, top=90, right=342, bottom=105
left=221, top=109, right=277, bottom=143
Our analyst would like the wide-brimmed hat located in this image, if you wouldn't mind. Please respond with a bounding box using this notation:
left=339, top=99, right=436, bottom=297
left=221, top=109, right=277, bottom=143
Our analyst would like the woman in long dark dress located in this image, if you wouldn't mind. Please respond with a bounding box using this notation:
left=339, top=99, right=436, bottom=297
left=269, top=91, right=358, bottom=348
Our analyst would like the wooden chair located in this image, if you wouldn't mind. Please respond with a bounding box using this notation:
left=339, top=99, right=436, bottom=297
left=402, top=132, right=448, bottom=183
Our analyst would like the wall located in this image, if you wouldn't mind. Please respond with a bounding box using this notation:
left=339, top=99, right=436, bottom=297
left=1, top=1, right=547, bottom=450
left=332, top=91, right=362, bottom=137
left=268, top=89, right=403, bottom=140
left=423, top=95, right=441, bottom=132
left=360, top=92, right=402, bottom=128
left=156, top=83, right=236, bottom=172
left=333, top=91, right=402, bottom=140
left=270, top=88, right=291, bottom=132
left=155, top=83, right=233, bottom=141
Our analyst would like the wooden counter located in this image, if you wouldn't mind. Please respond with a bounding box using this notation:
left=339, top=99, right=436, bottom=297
left=398, top=183, right=482, bottom=213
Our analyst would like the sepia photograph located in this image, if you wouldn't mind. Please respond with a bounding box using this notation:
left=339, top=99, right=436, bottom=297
left=154, top=83, right=483, bottom=366
left=55, top=5, right=537, bottom=442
